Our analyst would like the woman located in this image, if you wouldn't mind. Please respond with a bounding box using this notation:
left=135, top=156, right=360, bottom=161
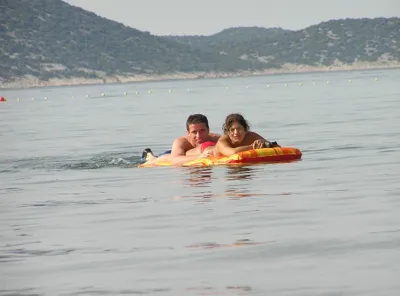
left=215, top=113, right=279, bottom=157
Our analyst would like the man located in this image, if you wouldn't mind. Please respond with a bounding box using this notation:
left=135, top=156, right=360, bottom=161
left=142, top=114, right=220, bottom=165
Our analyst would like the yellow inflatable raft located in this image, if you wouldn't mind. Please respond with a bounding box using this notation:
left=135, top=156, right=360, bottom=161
left=138, top=146, right=302, bottom=168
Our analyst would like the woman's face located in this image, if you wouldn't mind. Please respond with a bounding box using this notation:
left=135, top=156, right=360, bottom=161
left=228, top=121, right=246, bottom=144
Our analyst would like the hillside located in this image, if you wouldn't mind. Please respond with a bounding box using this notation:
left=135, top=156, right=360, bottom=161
left=0, top=0, right=253, bottom=85
left=166, top=27, right=288, bottom=50
left=167, top=18, right=400, bottom=68
left=1, top=0, right=399, bottom=88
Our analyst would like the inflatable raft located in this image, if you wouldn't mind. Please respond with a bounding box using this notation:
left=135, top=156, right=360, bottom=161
left=138, top=146, right=302, bottom=168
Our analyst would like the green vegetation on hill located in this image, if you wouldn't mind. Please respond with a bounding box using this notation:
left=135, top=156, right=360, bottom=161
left=0, top=0, right=253, bottom=83
left=1, top=0, right=399, bottom=85
left=167, top=18, right=400, bottom=68
left=166, top=27, right=288, bottom=50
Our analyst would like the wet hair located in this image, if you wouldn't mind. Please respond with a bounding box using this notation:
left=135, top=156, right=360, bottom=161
left=186, top=114, right=209, bottom=130
left=222, top=113, right=250, bottom=135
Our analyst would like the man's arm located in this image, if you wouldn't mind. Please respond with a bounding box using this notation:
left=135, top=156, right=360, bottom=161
left=185, top=146, right=201, bottom=156
left=169, top=138, right=203, bottom=165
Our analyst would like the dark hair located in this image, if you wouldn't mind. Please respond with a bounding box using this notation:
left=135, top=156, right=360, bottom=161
left=186, top=114, right=209, bottom=130
left=222, top=113, right=250, bottom=135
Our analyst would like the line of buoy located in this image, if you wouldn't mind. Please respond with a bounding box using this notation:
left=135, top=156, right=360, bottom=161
left=0, top=77, right=383, bottom=103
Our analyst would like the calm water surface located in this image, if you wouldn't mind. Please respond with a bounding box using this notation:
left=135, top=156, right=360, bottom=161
left=1, top=69, right=400, bottom=295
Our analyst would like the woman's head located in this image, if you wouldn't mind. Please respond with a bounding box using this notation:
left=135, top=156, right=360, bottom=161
left=222, top=113, right=250, bottom=144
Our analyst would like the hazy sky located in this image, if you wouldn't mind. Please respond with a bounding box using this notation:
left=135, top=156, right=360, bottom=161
left=63, top=0, right=399, bottom=36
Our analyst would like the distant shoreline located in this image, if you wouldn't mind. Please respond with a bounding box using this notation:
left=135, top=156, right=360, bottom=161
left=1, top=61, right=400, bottom=90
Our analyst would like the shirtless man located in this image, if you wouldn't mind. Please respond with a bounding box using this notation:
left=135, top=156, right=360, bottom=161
left=142, top=114, right=220, bottom=165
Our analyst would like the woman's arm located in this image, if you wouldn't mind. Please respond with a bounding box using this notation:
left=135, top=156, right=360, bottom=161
left=216, top=136, right=253, bottom=157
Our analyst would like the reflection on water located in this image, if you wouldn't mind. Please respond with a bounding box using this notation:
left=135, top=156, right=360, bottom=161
left=225, top=166, right=266, bottom=199
left=178, top=165, right=268, bottom=200
left=186, top=239, right=274, bottom=250
left=225, top=166, right=257, bottom=181
left=186, top=285, right=253, bottom=295
left=182, top=165, right=260, bottom=189
left=184, top=167, right=213, bottom=188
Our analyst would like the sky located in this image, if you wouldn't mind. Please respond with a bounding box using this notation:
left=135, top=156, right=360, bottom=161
left=63, top=0, right=399, bottom=36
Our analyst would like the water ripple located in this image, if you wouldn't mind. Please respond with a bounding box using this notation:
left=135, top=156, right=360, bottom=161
left=21, top=197, right=151, bottom=208
left=0, top=153, right=143, bottom=171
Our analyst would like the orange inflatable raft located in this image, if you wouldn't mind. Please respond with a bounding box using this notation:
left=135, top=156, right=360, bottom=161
left=138, top=146, right=302, bottom=168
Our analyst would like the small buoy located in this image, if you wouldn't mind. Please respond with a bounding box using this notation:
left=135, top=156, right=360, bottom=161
left=187, top=89, right=190, bottom=92
left=298, top=83, right=302, bottom=86
left=375, top=78, right=379, bottom=82
left=135, top=91, right=139, bottom=95
left=101, top=93, right=105, bottom=97
left=284, top=83, right=288, bottom=87
left=44, top=97, right=48, bottom=100
left=348, top=79, right=352, bottom=83
left=0, top=96, right=6, bottom=102
left=326, top=81, right=330, bottom=84
left=266, top=84, right=270, bottom=88
left=32, top=97, right=35, bottom=100
left=124, top=92, right=127, bottom=95
left=86, top=95, right=89, bottom=98
left=17, top=98, right=20, bottom=101
left=148, top=90, right=152, bottom=94
left=168, top=89, right=172, bottom=93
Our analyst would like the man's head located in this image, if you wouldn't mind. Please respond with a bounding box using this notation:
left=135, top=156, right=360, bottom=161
left=186, top=114, right=210, bottom=146
left=186, top=114, right=209, bottom=130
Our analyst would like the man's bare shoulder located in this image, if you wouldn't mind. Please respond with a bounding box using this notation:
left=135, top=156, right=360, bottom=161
left=172, top=136, right=192, bottom=151
left=173, top=135, right=189, bottom=144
